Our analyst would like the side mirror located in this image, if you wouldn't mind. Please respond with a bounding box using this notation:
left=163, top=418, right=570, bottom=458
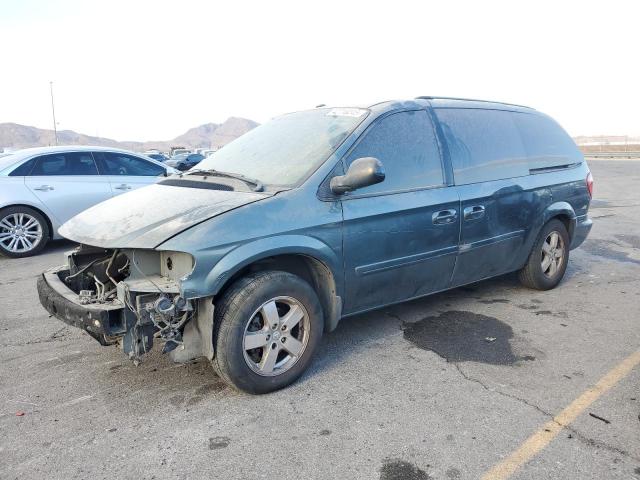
left=330, top=157, right=385, bottom=195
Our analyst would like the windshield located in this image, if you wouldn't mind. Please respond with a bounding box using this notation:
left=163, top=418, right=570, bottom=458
left=0, top=153, right=20, bottom=172
left=194, top=108, right=368, bottom=186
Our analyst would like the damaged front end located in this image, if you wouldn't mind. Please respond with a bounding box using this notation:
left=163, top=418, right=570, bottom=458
left=38, top=245, right=214, bottom=364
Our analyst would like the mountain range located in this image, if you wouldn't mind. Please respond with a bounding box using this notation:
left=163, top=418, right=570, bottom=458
left=3, top=120, right=635, bottom=155
left=0, top=117, right=259, bottom=153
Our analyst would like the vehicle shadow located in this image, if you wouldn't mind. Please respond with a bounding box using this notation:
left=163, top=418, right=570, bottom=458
left=42, top=239, right=77, bottom=255
left=304, top=257, right=593, bottom=384
left=304, top=273, right=522, bottom=382
left=0, top=239, right=76, bottom=263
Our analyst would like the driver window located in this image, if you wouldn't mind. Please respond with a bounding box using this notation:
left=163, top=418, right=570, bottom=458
left=345, top=110, right=444, bottom=194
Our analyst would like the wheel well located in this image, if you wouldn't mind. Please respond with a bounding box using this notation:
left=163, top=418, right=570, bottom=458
left=217, top=254, right=340, bottom=332
left=0, top=204, right=54, bottom=239
left=552, top=213, right=574, bottom=240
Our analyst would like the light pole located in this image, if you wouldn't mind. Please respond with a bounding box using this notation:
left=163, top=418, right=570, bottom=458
left=49, top=81, right=58, bottom=146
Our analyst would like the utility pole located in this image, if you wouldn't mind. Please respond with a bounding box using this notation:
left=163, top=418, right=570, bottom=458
left=49, top=81, right=58, bottom=145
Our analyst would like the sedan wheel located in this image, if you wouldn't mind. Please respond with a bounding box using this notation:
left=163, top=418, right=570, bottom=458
left=0, top=210, right=45, bottom=257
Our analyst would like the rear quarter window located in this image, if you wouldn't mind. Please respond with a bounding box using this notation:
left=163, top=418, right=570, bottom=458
left=511, top=112, right=582, bottom=169
left=435, top=108, right=527, bottom=185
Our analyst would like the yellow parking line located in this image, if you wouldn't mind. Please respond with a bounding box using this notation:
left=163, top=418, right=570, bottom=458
left=481, top=350, right=640, bottom=480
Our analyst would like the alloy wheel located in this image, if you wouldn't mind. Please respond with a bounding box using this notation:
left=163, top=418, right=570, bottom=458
left=541, top=231, right=565, bottom=278
left=0, top=213, right=43, bottom=253
left=242, top=296, right=310, bottom=377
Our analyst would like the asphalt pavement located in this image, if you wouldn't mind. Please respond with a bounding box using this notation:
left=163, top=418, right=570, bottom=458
left=1, top=159, right=638, bottom=480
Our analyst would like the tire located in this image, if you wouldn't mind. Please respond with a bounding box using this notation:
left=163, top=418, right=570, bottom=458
left=0, top=206, right=50, bottom=258
left=518, top=219, right=570, bottom=290
left=212, top=270, right=324, bottom=394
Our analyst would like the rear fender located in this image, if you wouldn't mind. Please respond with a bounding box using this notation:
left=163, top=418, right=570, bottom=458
left=515, top=201, right=577, bottom=270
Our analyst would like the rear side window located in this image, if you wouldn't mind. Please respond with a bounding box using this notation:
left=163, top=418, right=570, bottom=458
left=511, top=112, right=582, bottom=168
left=30, top=152, right=99, bottom=176
left=435, top=108, right=527, bottom=185
left=95, top=152, right=165, bottom=176
left=8, top=158, right=36, bottom=176
left=345, top=110, right=444, bottom=194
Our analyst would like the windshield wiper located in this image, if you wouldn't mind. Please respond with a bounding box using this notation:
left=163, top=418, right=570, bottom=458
left=183, top=169, right=264, bottom=192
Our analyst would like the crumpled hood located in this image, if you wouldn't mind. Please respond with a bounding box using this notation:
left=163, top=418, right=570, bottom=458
left=58, top=184, right=270, bottom=248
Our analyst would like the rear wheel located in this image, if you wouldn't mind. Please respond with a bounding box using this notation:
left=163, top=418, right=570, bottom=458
left=519, top=219, right=569, bottom=290
left=0, top=206, right=49, bottom=258
left=212, top=270, right=323, bottom=394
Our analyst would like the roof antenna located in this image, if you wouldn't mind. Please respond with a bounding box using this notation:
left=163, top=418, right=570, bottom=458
left=315, top=103, right=326, bottom=108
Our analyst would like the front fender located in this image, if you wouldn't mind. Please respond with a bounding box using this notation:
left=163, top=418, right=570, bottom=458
left=193, top=235, right=343, bottom=299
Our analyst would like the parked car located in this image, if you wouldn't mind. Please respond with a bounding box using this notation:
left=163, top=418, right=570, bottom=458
left=165, top=152, right=205, bottom=171
left=37, top=98, right=593, bottom=394
left=169, top=147, right=190, bottom=157
left=0, top=146, right=178, bottom=257
left=144, top=152, right=169, bottom=163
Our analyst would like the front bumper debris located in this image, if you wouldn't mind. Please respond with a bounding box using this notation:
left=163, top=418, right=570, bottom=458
left=37, top=268, right=126, bottom=345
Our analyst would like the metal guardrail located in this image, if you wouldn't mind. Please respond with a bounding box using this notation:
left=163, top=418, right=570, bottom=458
left=584, top=151, right=640, bottom=159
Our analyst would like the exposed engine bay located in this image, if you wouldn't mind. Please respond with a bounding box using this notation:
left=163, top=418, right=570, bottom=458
left=46, top=245, right=213, bottom=364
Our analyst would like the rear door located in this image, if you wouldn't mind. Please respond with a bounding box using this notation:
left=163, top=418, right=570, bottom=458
left=94, top=152, right=167, bottom=194
left=434, top=107, right=548, bottom=286
left=24, top=152, right=113, bottom=225
left=341, top=110, right=460, bottom=314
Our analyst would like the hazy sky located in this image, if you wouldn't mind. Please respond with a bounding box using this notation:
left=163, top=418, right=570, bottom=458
left=1, top=0, right=638, bottom=141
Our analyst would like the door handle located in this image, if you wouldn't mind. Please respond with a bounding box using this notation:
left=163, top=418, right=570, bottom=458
left=432, top=209, right=458, bottom=225
left=33, top=185, right=54, bottom=191
left=114, top=184, right=132, bottom=190
left=463, top=205, right=485, bottom=221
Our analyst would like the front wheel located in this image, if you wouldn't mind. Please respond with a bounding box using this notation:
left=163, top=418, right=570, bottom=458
left=0, top=206, right=49, bottom=258
left=212, top=270, right=324, bottom=394
left=519, top=219, right=570, bottom=290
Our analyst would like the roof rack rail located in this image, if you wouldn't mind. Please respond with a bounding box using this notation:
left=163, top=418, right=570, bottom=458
left=416, top=96, right=533, bottom=109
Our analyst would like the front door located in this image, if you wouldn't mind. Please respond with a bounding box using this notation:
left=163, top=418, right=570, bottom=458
left=24, top=151, right=113, bottom=225
left=340, top=110, right=460, bottom=314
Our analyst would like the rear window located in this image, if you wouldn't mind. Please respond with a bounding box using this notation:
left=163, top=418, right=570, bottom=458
left=95, top=152, right=165, bottom=176
left=511, top=112, right=582, bottom=169
left=435, top=108, right=527, bottom=185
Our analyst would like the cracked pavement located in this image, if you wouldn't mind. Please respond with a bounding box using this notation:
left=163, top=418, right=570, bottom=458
left=1, top=159, right=639, bottom=479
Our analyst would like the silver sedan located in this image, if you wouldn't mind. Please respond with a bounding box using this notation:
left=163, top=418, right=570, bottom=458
left=0, top=146, right=177, bottom=258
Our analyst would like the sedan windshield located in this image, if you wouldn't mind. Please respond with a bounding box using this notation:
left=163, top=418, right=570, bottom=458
left=194, top=108, right=368, bottom=187
left=0, top=152, right=19, bottom=171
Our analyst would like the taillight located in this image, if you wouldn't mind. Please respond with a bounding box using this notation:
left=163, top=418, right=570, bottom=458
left=586, top=172, right=594, bottom=198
